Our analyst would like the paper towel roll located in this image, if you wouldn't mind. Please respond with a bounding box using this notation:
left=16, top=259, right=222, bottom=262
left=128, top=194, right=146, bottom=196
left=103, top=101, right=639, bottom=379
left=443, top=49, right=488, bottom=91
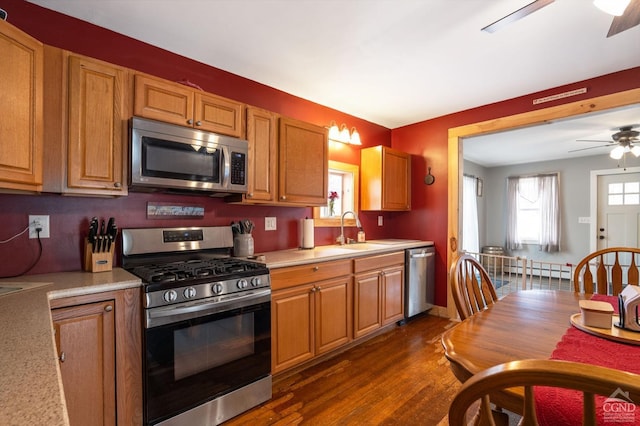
left=300, top=218, right=315, bottom=249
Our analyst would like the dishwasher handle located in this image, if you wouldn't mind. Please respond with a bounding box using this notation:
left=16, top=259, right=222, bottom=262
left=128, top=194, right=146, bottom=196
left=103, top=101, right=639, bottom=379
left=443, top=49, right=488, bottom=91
left=410, top=251, right=434, bottom=259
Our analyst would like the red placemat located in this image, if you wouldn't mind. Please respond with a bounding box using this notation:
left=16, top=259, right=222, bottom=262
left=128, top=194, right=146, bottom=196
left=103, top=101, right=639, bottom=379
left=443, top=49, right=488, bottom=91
left=534, top=295, right=640, bottom=425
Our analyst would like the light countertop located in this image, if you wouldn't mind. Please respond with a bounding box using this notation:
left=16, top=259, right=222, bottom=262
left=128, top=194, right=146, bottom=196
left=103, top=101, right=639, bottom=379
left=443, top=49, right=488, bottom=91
left=0, top=240, right=433, bottom=425
left=0, top=269, right=141, bottom=426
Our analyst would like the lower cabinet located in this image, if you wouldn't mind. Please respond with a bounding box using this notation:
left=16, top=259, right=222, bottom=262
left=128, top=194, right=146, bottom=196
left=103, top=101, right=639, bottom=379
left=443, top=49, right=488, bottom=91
left=50, top=287, right=142, bottom=426
left=271, top=260, right=352, bottom=374
left=271, top=252, right=405, bottom=375
left=354, top=252, right=405, bottom=338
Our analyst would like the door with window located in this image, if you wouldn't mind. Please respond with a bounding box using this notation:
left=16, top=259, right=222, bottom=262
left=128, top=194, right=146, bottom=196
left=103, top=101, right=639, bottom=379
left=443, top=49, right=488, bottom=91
left=597, top=172, right=640, bottom=250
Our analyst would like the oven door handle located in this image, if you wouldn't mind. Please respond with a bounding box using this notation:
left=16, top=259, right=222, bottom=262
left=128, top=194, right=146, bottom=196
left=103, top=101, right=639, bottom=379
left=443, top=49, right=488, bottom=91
left=146, top=289, right=271, bottom=328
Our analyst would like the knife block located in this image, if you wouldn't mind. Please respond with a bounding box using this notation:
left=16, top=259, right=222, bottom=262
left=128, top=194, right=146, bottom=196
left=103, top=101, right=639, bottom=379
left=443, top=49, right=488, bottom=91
left=83, top=238, right=114, bottom=272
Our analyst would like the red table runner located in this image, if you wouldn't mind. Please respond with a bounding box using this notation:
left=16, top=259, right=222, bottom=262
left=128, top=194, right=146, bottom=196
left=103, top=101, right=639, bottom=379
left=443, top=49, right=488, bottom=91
left=535, top=295, right=640, bottom=425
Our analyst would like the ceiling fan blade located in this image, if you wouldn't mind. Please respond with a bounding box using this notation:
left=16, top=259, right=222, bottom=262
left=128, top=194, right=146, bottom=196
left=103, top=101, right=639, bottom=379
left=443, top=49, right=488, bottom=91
left=482, top=0, right=555, bottom=33
left=576, top=139, right=613, bottom=143
left=607, top=0, right=640, bottom=37
left=569, top=144, right=612, bottom=153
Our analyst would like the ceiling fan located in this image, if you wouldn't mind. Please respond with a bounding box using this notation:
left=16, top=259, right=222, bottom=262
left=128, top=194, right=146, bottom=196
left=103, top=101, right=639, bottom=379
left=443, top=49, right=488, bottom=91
left=482, top=0, right=640, bottom=37
left=570, top=125, right=640, bottom=159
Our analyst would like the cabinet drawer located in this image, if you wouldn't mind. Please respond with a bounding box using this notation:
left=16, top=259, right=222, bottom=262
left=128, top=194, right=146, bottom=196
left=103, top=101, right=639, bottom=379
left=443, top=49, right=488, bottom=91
left=271, top=259, right=352, bottom=290
left=353, top=251, right=404, bottom=274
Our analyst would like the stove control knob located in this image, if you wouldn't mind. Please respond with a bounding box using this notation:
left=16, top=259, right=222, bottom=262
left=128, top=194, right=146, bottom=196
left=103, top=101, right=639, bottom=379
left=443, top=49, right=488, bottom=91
left=237, top=279, right=248, bottom=289
left=211, top=283, right=224, bottom=295
left=163, top=290, right=178, bottom=303
left=183, top=287, right=196, bottom=299
left=251, top=277, right=262, bottom=287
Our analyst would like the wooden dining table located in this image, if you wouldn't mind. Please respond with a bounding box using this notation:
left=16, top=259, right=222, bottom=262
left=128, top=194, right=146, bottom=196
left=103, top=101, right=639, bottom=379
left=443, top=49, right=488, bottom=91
left=441, top=289, right=590, bottom=414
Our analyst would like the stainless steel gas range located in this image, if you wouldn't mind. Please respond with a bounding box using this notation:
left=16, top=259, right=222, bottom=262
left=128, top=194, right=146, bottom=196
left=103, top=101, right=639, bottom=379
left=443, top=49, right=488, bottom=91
left=122, top=226, right=271, bottom=426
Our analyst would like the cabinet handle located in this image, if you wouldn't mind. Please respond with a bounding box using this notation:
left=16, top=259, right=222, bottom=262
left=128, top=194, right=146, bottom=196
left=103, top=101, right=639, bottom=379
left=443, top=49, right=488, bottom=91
left=105, top=305, right=113, bottom=312
left=114, top=182, right=122, bottom=188
left=380, top=271, right=385, bottom=276
left=310, top=287, right=317, bottom=293
left=59, top=352, right=66, bottom=363
left=195, top=121, right=202, bottom=126
left=247, top=193, right=253, bottom=198
left=280, top=195, right=287, bottom=201
left=187, top=119, right=194, bottom=125
left=313, top=266, right=319, bottom=272
left=315, top=286, right=321, bottom=291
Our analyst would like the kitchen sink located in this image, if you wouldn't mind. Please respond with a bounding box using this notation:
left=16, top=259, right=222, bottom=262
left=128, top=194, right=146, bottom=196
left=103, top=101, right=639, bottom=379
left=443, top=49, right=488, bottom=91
left=339, top=243, right=388, bottom=250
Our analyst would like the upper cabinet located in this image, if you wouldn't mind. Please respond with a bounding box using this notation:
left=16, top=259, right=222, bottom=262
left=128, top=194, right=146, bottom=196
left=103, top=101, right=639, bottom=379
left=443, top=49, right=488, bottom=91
left=133, top=73, right=244, bottom=137
left=43, top=47, right=130, bottom=196
left=361, top=145, right=411, bottom=211
left=244, top=106, right=278, bottom=203
left=278, top=117, right=328, bottom=205
left=0, top=21, right=43, bottom=192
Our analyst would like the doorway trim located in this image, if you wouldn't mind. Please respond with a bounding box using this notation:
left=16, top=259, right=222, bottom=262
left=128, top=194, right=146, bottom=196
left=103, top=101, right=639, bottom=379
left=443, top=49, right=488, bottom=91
left=446, top=88, right=640, bottom=318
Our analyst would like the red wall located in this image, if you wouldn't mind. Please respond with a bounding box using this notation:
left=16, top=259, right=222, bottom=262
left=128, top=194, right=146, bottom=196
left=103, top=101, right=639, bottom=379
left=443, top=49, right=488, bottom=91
left=1, top=1, right=639, bottom=309
left=0, top=0, right=391, bottom=277
left=390, top=67, right=640, bottom=306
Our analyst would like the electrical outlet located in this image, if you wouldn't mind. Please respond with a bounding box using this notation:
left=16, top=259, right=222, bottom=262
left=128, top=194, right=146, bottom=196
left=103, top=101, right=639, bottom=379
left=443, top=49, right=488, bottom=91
left=265, top=217, right=277, bottom=231
left=29, top=215, right=50, bottom=238
left=378, top=216, right=383, bottom=226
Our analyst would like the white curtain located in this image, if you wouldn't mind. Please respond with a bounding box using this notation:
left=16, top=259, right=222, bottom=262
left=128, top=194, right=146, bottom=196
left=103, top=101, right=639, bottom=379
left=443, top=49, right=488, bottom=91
left=538, top=174, right=560, bottom=252
left=505, top=174, right=560, bottom=252
left=462, top=175, right=479, bottom=253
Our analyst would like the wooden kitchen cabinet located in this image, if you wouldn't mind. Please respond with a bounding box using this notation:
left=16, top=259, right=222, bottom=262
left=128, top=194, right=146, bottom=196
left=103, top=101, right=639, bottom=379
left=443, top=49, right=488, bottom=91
left=353, top=251, right=405, bottom=338
left=50, top=287, right=142, bottom=426
left=43, top=47, right=130, bottom=196
left=0, top=20, right=43, bottom=192
left=242, top=106, right=278, bottom=202
left=278, top=117, right=328, bottom=205
left=133, top=73, right=244, bottom=137
left=271, top=259, right=352, bottom=373
left=361, top=145, right=411, bottom=211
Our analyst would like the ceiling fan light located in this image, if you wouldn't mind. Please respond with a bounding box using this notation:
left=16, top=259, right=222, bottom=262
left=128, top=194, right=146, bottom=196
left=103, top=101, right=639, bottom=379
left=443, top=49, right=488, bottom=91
left=610, top=145, right=625, bottom=159
left=632, top=146, right=640, bottom=157
left=593, top=0, right=630, bottom=16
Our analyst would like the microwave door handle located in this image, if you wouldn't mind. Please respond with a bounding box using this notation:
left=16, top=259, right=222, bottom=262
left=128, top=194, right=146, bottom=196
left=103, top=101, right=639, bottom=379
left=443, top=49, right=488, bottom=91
left=221, top=145, right=230, bottom=187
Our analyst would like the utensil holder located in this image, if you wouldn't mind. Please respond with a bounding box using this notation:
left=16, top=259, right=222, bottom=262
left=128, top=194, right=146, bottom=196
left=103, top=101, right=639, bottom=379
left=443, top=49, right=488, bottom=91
left=233, top=234, right=254, bottom=257
left=83, top=238, right=114, bottom=272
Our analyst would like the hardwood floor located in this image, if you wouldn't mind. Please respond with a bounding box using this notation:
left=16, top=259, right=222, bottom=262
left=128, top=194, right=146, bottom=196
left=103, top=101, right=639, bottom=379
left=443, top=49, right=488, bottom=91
left=226, top=315, right=460, bottom=425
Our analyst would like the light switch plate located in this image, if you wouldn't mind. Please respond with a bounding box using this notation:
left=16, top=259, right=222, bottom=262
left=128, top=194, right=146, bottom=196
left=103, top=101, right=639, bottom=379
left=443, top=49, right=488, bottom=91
left=378, top=216, right=383, bottom=226
left=578, top=217, right=590, bottom=224
left=265, top=217, right=277, bottom=231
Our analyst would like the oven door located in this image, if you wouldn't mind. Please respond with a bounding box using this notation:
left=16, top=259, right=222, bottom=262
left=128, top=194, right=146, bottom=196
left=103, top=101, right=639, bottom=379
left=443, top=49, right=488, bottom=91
left=143, top=292, right=271, bottom=425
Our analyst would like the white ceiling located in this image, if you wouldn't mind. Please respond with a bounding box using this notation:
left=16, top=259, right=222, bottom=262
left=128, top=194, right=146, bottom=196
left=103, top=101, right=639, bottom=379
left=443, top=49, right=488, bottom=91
left=26, top=0, right=640, bottom=130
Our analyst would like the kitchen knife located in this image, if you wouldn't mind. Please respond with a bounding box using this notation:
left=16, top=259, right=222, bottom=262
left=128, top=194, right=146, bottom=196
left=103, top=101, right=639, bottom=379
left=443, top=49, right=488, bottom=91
left=89, top=217, right=98, bottom=253
left=106, top=217, right=116, bottom=252
left=99, top=219, right=106, bottom=252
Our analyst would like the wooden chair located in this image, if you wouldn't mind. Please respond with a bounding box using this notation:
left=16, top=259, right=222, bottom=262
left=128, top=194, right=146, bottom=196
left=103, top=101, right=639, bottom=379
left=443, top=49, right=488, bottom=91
left=573, top=247, right=640, bottom=295
left=448, top=359, right=640, bottom=426
left=451, top=254, right=499, bottom=320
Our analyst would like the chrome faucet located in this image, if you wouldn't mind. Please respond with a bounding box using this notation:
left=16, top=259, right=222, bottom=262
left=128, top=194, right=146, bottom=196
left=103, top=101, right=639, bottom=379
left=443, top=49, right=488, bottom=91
left=337, top=210, right=362, bottom=245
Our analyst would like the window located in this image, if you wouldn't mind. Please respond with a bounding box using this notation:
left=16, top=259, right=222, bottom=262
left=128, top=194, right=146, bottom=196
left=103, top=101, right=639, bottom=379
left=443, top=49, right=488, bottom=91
left=506, top=173, right=560, bottom=252
left=313, top=161, right=359, bottom=227
left=608, top=181, right=640, bottom=206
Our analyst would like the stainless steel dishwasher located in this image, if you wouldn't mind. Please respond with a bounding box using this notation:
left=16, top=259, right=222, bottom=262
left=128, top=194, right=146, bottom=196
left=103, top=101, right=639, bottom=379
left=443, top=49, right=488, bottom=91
left=405, top=246, right=435, bottom=319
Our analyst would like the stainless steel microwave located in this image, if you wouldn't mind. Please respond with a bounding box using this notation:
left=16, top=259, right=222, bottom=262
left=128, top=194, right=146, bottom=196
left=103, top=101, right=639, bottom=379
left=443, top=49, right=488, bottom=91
left=129, top=117, right=248, bottom=194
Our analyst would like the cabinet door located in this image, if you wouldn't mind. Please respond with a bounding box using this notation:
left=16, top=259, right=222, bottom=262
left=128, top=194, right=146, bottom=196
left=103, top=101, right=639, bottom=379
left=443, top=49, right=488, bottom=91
left=353, top=271, right=382, bottom=338
left=52, top=300, right=116, bottom=426
left=67, top=54, right=127, bottom=194
left=194, top=92, right=243, bottom=137
left=271, top=285, right=314, bottom=373
left=133, top=74, right=194, bottom=127
left=381, top=265, right=405, bottom=325
left=244, top=106, right=277, bottom=202
left=278, top=117, right=328, bottom=205
left=0, top=21, right=43, bottom=192
left=315, top=277, right=352, bottom=354
left=382, top=148, right=411, bottom=210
